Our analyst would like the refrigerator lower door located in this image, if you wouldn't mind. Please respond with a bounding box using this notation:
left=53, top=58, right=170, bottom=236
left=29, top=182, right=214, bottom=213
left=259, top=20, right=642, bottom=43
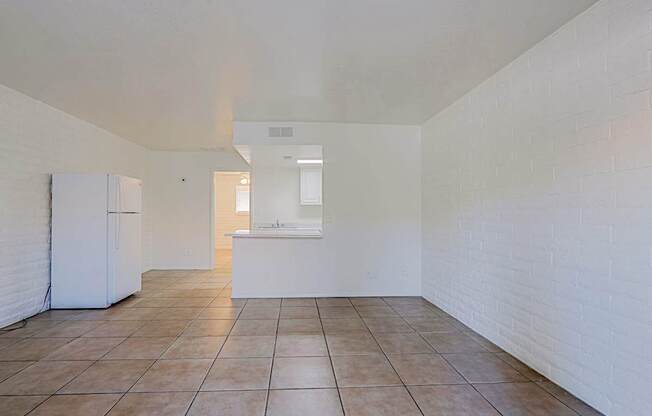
left=108, top=213, right=142, bottom=304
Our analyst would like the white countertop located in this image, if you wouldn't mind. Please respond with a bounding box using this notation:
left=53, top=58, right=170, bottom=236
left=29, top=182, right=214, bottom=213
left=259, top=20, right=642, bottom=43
left=226, top=229, right=322, bottom=239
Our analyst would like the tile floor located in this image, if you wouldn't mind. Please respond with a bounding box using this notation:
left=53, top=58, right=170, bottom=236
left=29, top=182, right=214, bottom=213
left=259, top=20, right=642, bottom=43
left=0, top=270, right=604, bottom=415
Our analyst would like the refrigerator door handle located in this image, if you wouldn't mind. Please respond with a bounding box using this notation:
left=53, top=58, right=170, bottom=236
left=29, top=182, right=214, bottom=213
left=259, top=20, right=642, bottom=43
left=117, top=176, right=121, bottom=213
left=115, top=214, right=120, bottom=250
left=116, top=177, right=121, bottom=249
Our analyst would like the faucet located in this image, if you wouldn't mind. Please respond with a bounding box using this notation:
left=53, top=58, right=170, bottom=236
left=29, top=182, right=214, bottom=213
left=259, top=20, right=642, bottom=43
left=275, top=219, right=280, bottom=228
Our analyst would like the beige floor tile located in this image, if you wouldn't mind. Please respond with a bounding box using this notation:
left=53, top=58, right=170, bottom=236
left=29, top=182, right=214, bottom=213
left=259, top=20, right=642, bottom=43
left=392, top=305, right=444, bottom=318
left=363, top=317, right=414, bottom=334
left=355, top=306, right=398, bottom=318
left=181, top=320, right=235, bottom=336
left=131, top=358, right=212, bottom=392
left=103, top=337, right=176, bottom=359
left=33, top=320, right=102, bottom=337
left=267, top=389, right=343, bottom=416
left=239, top=307, right=281, bottom=320
left=321, top=318, right=369, bottom=334
left=43, top=337, right=124, bottom=360
left=0, top=338, right=20, bottom=350
left=109, top=308, right=161, bottom=321
left=374, top=333, right=434, bottom=354
left=350, top=298, right=387, bottom=307
left=317, top=298, right=352, bottom=307
left=340, top=386, right=422, bottom=416
left=537, top=380, right=604, bottom=416
left=30, top=394, right=121, bottom=416
left=281, top=298, right=316, bottom=307
left=162, top=336, right=226, bottom=359
left=188, top=391, right=267, bottom=416
left=218, top=288, right=233, bottom=297
left=388, top=354, right=466, bottom=385
left=465, top=332, right=502, bottom=352
left=69, top=309, right=121, bottom=321
left=318, top=306, right=359, bottom=319
left=275, top=335, right=328, bottom=357
left=0, top=320, right=63, bottom=338
left=383, top=297, right=430, bottom=307
left=444, top=353, right=528, bottom=383
left=82, top=321, right=146, bottom=337
left=0, top=338, right=74, bottom=361
left=409, top=384, right=500, bottom=415
left=496, top=352, right=545, bottom=381
left=332, top=354, right=401, bottom=387
left=0, top=361, right=34, bottom=383
left=404, top=317, right=460, bottom=333
left=0, top=395, right=48, bottom=416
left=326, top=333, right=382, bottom=355
left=209, top=298, right=246, bottom=308
left=277, top=319, right=322, bottom=335
left=172, top=298, right=213, bottom=307
left=197, top=308, right=242, bottom=320
left=422, top=332, right=488, bottom=353
left=28, top=310, right=82, bottom=321
left=475, top=382, right=578, bottom=416
left=132, top=298, right=177, bottom=308
left=229, top=319, right=277, bottom=336
left=0, top=360, right=93, bottom=394
left=201, top=358, right=272, bottom=391
left=219, top=336, right=275, bottom=358
left=271, top=356, right=336, bottom=389
left=131, top=320, right=191, bottom=337
left=59, top=359, right=154, bottom=393
left=280, top=306, right=319, bottom=319
left=108, top=392, right=195, bottom=416
left=246, top=299, right=281, bottom=307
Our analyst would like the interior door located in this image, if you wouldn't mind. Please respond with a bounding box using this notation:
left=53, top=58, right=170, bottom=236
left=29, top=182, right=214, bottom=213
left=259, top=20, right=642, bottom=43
left=108, top=213, right=142, bottom=303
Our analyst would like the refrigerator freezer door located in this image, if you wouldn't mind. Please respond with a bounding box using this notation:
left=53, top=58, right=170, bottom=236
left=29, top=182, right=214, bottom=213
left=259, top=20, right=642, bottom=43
left=108, top=213, right=142, bottom=303
left=108, top=175, right=142, bottom=213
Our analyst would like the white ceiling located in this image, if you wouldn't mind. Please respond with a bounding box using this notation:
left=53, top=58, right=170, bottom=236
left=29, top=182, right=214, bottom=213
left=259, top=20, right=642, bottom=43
left=0, top=0, right=596, bottom=150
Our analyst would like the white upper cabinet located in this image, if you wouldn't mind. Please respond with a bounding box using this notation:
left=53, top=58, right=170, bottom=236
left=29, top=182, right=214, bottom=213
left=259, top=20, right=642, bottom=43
left=300, top=166, right=322, bottom=205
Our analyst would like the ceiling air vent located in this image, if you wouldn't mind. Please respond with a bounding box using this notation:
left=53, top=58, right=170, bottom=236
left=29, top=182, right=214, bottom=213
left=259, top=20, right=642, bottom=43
left=268, top=126, right=294, bottom=138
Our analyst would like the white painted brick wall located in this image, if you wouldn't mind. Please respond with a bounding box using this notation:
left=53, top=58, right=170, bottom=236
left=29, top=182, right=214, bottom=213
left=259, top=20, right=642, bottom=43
left=421, top=1, right=652, bottom=415
left=0, top=85, right=148, bottom=328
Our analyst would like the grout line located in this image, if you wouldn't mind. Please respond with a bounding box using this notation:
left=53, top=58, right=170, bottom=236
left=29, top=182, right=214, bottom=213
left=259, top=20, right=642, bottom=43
left=356, top=302, right=426, bottom=416
left=402, top=300, right=506, bottom=416
left=262, top=311, right=280, bottom=415
left=317, top=298, right=347, bottom=416
left=183, top=289, right=236, bottom=416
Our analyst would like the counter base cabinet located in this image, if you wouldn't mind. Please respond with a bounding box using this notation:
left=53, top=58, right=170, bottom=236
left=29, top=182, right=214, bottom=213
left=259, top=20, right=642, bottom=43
left=300, top=166, right=322, bottom=206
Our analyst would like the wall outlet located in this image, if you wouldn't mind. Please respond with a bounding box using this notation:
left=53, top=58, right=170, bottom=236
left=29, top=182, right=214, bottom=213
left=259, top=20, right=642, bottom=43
left=367, top=271, right=377, bottom=280
left=184, top=249, right=192, bottom=256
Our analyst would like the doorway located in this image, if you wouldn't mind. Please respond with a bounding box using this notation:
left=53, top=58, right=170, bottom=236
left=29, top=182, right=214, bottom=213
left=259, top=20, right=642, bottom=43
left=213, top=171, right=250, bottom=273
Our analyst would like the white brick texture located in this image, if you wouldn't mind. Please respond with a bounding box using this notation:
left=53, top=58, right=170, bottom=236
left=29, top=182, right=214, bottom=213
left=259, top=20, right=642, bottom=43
left=421, top=1, right=652, bottom=415
left=0, top=85, right=147, bottom=328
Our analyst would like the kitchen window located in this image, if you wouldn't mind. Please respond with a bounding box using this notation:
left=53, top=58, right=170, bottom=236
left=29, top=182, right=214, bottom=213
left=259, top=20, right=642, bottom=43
left=235, top=185, right=250, bottom=213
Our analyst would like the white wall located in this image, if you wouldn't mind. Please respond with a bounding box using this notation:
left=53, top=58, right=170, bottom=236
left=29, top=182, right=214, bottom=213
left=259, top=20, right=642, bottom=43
left=146, top=150, right=249, bottom=270
left=0, top=84, right=147, bottom=328
left=233, top=122, right=421, bottom=297
left=421, top=1, right=652, bottom=415
left=252, top=165, right=322, bottom=226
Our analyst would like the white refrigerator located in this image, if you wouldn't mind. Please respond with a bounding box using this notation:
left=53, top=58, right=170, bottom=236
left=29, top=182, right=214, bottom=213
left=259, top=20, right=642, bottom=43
left=51, top=174, right=143, bottom=308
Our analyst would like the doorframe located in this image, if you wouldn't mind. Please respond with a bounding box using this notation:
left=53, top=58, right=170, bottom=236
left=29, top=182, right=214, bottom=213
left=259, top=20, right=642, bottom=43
left=209, top=170, right=251, bottom=268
